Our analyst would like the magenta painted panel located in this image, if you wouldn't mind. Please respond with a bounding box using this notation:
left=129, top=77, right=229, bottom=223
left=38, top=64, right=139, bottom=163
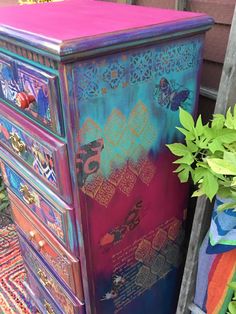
left=0, top=0, right=208, bottom=41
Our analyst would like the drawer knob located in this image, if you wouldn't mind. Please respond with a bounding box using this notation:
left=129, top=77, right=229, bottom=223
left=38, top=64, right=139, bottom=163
left=9, top=132, right=26, bottom=154
left=44, top=300, right=55, bottom=314
left=16, top=92, right=35, bottom=109
left=37, top=268, right=53, bottom=288
left=28, top=230, right=36, bottom=240
left=20, top=184, right=36, bottom=205
left=38, top=240, right=45, bottom=251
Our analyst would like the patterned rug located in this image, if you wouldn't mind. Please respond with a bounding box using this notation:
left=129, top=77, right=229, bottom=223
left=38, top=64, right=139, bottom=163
left=0, top=224, right=35, bottom=314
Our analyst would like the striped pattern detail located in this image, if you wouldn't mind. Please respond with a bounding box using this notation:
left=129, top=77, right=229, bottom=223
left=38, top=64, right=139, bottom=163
left=33, top=157, right=56, bottom=183
left=0, top=39, right=58, bottom=69
left=0, top=224, right=36, bottom=314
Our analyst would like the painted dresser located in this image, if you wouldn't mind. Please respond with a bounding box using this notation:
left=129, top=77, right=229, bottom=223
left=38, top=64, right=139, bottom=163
left=0, top=1, right=213, bottom=313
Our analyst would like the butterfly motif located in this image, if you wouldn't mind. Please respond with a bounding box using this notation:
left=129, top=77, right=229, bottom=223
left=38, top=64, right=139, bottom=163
left=154, top=78, right=190, bottom=111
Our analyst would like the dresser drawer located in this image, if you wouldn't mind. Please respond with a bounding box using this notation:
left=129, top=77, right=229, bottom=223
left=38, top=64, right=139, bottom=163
left=25, top=264, right=64, bottom=314
left=0, top=103, right=71, bottom=203
left=19, top=232, right=84, bottom=314
left=0, top=52, right=62, bottom=135
left=0, top=158, right=77, bottom=253
left=9, top=191, right=84, bottom=301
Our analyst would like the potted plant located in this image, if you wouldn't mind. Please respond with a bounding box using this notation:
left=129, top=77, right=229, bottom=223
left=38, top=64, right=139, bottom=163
left=167, top=106, right=236, bottom=211
left=167, top=106, right=236, bottom=252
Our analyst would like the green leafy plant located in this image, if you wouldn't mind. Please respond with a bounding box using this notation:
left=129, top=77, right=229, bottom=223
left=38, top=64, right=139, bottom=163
left=0, top=175, right=9, bottom=212
left=167, top=106, right=236, bottom=211
left=227, top=281, right=236, bottom=314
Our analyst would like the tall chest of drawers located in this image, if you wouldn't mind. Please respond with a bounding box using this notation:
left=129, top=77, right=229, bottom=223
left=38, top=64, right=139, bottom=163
left=0, top=1, right=213, bottom=313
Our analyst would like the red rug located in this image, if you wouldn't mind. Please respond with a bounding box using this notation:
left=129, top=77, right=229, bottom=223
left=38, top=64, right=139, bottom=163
left=0, top=224, right=36, bottom=314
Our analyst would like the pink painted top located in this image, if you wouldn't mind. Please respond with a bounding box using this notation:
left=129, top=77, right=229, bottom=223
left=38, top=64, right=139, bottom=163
left=0, top=0, right=208, bottom=42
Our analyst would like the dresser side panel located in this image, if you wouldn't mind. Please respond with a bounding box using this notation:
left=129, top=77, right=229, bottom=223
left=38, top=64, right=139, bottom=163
left=61, top=33, right=205, bottom=314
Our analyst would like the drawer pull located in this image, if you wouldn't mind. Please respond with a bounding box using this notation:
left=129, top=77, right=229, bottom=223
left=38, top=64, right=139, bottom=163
left=20, top=184, right=36, bottom=205
left=9, top=132, right=26, bottom=154
left=16, top=92, right=35, bottom=109
left=44, top=300, right=55, bottom=314
left=37, top=269, right=53, bottom=288
left=38, top=240, right=45, bottom=251
left=28, top=230, right=36, bottom=240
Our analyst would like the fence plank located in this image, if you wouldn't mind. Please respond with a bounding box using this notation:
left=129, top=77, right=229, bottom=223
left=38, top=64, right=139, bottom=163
left=117, top=0, right=134, bottom=4
left=215, top=5, right=236, bottom=113
left=175, top=0, right=187, bottom=10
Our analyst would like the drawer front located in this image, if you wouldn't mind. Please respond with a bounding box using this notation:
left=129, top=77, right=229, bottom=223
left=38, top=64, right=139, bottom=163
left=18, top=232, right=83, bottom=314
left=9, top=191, right=84, bottom=301
left=0, top=103, right=71, bottom=202
left=0, top=52, right=62, bottom=135
left=25, top=265, right=64, bottom=314
left=0, top=159, right=76, bottom=252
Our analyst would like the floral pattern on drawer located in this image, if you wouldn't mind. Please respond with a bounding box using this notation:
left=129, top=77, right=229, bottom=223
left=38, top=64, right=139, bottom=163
left=0, top=52, right=62, bottom=135
left=9, top=191, right=83, bottom=301
left=1, top=161, right=66, bottom=243
left=0, top=103, right=72, bottom=203
left=19, top=232, right=83, bottom=314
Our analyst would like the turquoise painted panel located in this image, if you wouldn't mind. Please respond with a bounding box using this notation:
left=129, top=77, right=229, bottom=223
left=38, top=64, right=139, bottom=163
left=74, top=35, right=203, bottom=179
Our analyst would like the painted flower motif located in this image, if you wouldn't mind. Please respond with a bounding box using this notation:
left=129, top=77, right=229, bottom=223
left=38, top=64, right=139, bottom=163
left=103, top=62, right=125, bottom=89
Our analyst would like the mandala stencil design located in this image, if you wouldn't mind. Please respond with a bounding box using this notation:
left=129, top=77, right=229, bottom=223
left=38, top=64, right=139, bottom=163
left=77, top=64, right=100, bottom=100
left=75, top=37, right=202, bottom=100
left=103, top=62, right=125, bottom=89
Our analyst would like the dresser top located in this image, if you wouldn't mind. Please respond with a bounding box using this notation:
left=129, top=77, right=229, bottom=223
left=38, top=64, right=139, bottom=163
left=0, top=0, right=213, bottom=61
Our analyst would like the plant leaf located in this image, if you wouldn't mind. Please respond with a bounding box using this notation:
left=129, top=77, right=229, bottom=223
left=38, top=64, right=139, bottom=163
left=228, top=301, right=236, bottom=314
left=173, top=153, right=194, bottom=166
left=229, top=282, right=236, bottom=291
left=166, top=143, right=189, bottom=157
left=195, top=115, right=204, bottom=136
left=208, top=139, right=225, bottom=153
left=207, top=158, right=236, bottom=175
left=192, top=188, right=205, bottom=198
left=218, top=186, right=233, bottom=199
left=192, top=167, right=208, bottom=184
left=179, top=108, right=194, bottom=131
left=212, top=113, right=225, bottom=129
left=176, top=127, right=193, bottom=138
left=178, top=166, right=191, bottom=183
left=201, top=170, right=219, bottom=201
left=231, top=177, right=236, bottom=187
left=225, top=107, right=235, bottom=129
left=224, top=151, right=236, bottom=164
left=186, top=140, right=198, bottom=153
left=217, top=202, right=236, bottom=212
